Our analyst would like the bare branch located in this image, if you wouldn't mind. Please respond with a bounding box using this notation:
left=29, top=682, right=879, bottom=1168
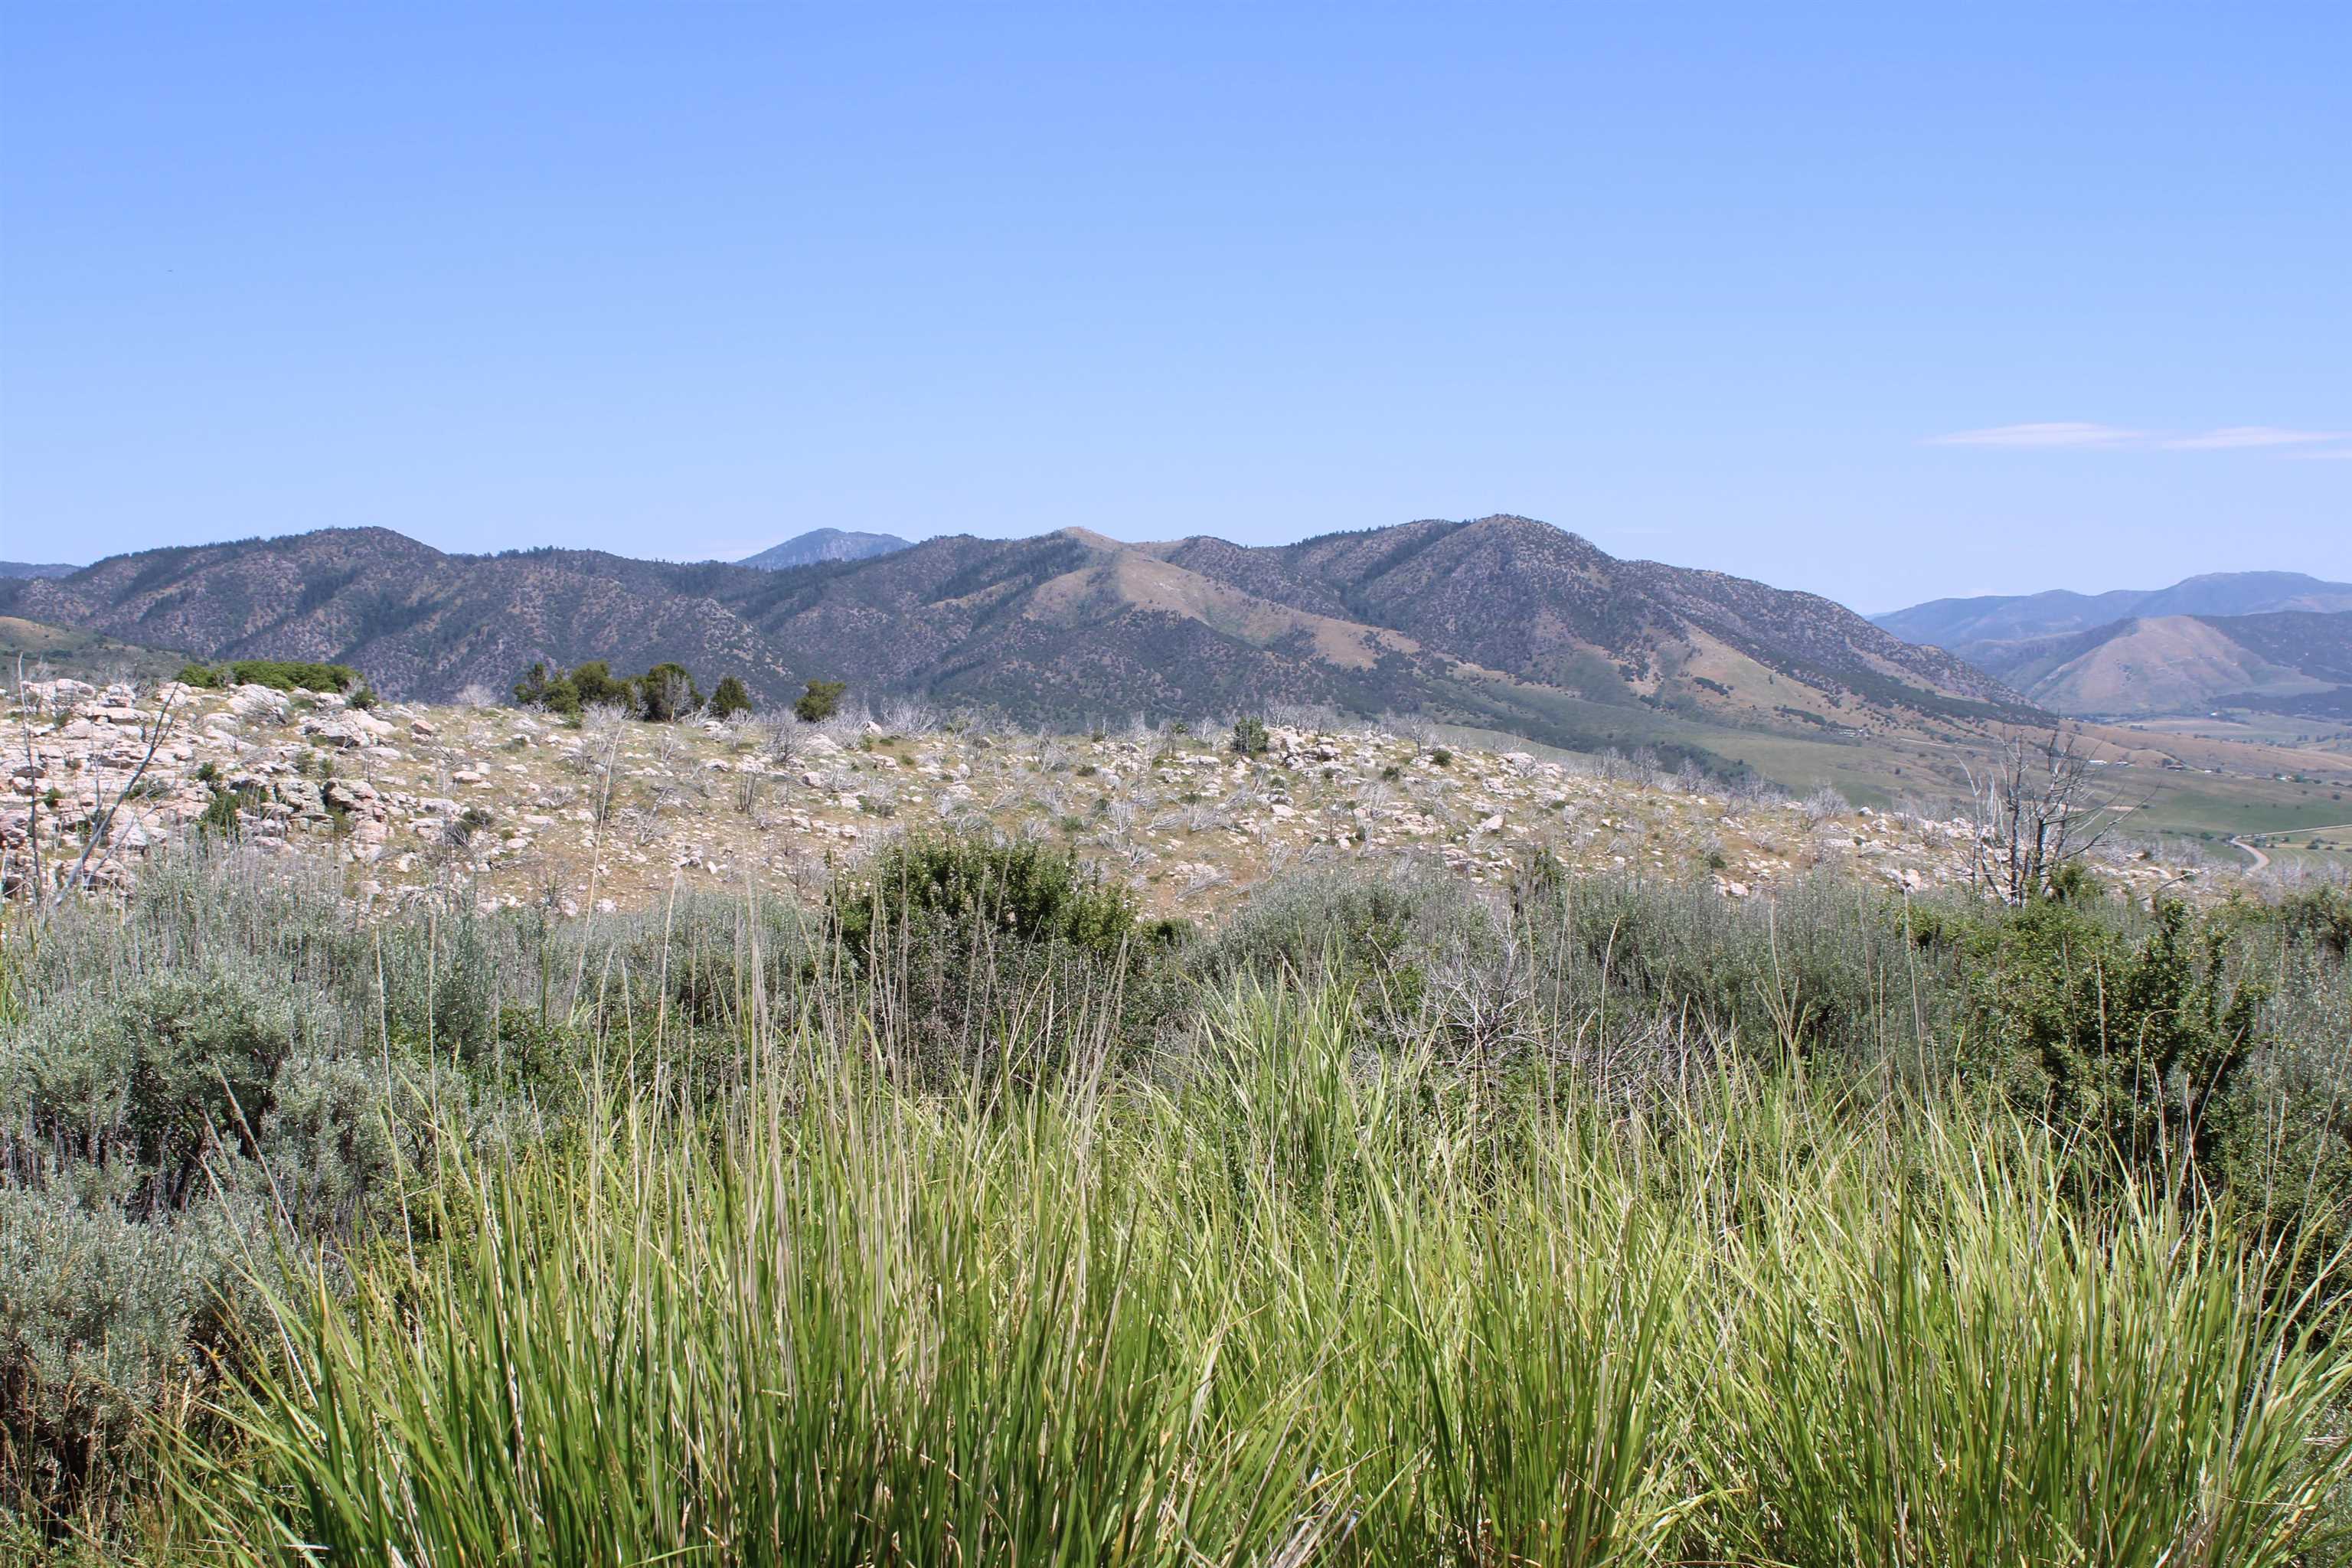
left=53, top=688, right=181, bottom=912
left=1962, top=727, right=2149, bottom=903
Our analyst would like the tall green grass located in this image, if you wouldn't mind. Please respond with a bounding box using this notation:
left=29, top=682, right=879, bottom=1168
left=172, top=984, right=2351, bottom=1566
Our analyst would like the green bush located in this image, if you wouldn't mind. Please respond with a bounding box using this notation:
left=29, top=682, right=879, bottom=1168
left=794, top=678, right=847, bottom=723
left=134, top=966, right=302, bottom=1187
left=2043, top=860, right=2102, bottom=904
left=708, top=675, right=753, bottom=720
left=2, top=1184, right=257, bottom=1530
left=0, top=957, right=325, bottom=1533
left=633, top=662, right=702, bottom=723
left=1513, top=873, right=1932, bottom=1071
left=1960, top=900, right=2259, bottom=1176
left=520, top=661, right=741, bottom=723
left=832, top=836, right=1141, bottom=964
left=1230, top=716, right=1269, bottom=756
left=2, top=963, right=312, bottom=1197
left=196, top=783, right=258, bottom=839
left=567, top=660, right=633, bottom=711
left=369, top=906, right=507, bottom=1063
left=825, top=837, right=1165, bottom=1081
left=220, top=660, right=362, bottom=694
left=1191, top=864, right=1491, bottom=1025
left=260, top=1054, right=457, bottom=1238
left=2266, top=885, right=2352, bottom=960
left=587, top=892, right=818, bottom=1036
left=512, top=661, right=581, bottom=717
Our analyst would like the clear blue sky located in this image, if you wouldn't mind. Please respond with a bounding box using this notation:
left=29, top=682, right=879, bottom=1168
left=4, top=4, right=2344, bottom=611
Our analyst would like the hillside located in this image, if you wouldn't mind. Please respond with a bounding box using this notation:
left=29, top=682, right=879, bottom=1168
left=739, top=528, right=913, bottom=570
left=3, top=673, right=2207, bottom=918
left=1158, top=517, right=2018, bottom=722
left=0, top=614, right=188, bottom=688
left=1873, top=570, right=2352, bottom=662
left=1965, top=609, right=2352, bottom=718
left=0, top=530, right=805, bottom=704
left=0, top=518, right=2039, bottom=772
left=0, top=560, right=80, bottom=579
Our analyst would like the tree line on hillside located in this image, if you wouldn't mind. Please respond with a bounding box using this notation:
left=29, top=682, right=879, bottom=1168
left=513, top=660, right=849, bottom=725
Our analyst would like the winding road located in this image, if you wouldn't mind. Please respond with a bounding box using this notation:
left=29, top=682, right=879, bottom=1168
left=2230, top=822, right=2352, bottom=871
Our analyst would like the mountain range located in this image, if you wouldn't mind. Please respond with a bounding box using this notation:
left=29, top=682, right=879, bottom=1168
left=1873, top=570, right=2352, bottom=719
left=1958, top=612, right=2352, bottom=720
left=1873, top=571, right=2352, bottom=652
left=1, top=560, right=81, bottom=580
left=737, top=528, right=912, bottom=570
left=0, top=517, right=2032, bottom=763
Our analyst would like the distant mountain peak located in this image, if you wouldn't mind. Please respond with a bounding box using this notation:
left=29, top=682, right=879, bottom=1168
left=1873, top=569, right=2352, bottom=718
left=1873, top=569, right=2352, bottom=654
left=739, top=528, right=912, bottom=570
left=0, top=560, right=81, bottom=580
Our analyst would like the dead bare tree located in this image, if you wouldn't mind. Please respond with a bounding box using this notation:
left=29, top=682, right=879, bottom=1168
left=731, top=769, right=764, bottom=815
left=646, top=667, right=697, bottom=725
left=53, top=687, right=181, bottom=912
left=10, top=655, right=46, bottom=901
left=1963, top=728, right=2141, bottom=903
left=761, top=710, right=806, bottom=769
left=1386, top=711, right=1438, bottom=753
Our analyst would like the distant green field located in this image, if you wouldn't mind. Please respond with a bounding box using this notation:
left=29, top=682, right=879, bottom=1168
left=1424, top=675, right=1983, bottom=808
left=2243, top=838, right=2352, bottom=876
left=2125, top=711, right=2352, bottom=752
left=2133, top=775, right=2352, bottom=838
left=1433, top=672, right=2352, bottom=863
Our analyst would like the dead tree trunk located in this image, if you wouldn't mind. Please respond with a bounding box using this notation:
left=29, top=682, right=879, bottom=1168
left=1965, top=728, right=2134, bottom=903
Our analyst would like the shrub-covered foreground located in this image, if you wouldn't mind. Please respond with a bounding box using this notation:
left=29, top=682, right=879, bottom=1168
left=4, top=838, right=2350, bottom=1563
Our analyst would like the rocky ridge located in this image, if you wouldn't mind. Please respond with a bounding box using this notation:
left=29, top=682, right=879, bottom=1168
left=5, top=679, right=2217, bottom=918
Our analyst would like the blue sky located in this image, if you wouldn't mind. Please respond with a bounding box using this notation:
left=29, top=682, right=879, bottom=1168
left=3, top=4, right=2344, bottom=612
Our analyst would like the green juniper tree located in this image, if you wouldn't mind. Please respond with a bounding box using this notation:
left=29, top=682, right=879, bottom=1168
left=794, top=678, right=847, bottom=723
left=635, top=663, right=703, bottom=723
left=709, top=675, right=753, bottom=720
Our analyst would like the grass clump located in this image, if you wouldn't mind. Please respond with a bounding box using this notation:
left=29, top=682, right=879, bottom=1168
left=171, top=988, right=2352, bottom=1567
left=4, top=837, right=2350, bottom=1560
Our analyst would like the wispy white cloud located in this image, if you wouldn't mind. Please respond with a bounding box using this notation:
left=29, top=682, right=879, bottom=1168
left=1926, top=421, right=2144, bottom=448
left=1929, top=420, right=2351, bottom=456
left=2162, top=425, right=2350, bottom=449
